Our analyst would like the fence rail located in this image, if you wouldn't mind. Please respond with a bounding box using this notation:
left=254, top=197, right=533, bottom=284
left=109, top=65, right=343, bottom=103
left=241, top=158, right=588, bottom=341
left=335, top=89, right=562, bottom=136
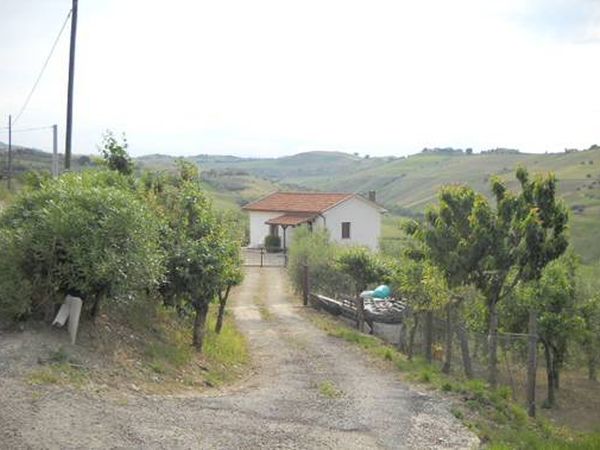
left=305, top=286, right=565, bottom=417
left=242, top=247, right=287, bottom=267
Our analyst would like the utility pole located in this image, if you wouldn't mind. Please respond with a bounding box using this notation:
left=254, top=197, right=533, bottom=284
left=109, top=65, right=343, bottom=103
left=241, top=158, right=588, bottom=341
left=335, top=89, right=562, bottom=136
left=52, top=124, right=58, bottom=178
left=64, top=0, right=78, bottom=170
left=7, top=114, right=12, bottom=190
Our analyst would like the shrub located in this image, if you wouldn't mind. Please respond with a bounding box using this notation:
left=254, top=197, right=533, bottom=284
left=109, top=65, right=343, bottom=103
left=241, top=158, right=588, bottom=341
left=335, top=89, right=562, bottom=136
left=264, top=234, right=281, bottom=252
left=0, top=170, right=164, bottom=319
left=336, top=246, right=394, bottom=295
left=287, top=226, right=354, bottom=298
left=153, top=175, right=242, bottom=352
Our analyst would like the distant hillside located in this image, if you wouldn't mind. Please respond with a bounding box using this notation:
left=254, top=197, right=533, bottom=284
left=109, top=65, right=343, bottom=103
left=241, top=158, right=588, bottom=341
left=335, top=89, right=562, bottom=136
left=178, top=148, right=600, bottom=263
left=4, top=142, right=600, bottom=262
left=0, top=142, right=93, bottom=176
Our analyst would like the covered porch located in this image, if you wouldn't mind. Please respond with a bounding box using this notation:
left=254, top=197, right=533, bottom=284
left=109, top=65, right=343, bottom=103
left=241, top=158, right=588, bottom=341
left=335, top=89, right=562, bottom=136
left=265, top=212, right=316, bottom=251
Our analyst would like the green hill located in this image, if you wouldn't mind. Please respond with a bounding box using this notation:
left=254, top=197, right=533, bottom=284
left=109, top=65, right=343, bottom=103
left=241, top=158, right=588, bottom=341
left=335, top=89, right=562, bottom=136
left=180, top=148, right=600, bottom=263
left=3, top=143, right=600, bottom=262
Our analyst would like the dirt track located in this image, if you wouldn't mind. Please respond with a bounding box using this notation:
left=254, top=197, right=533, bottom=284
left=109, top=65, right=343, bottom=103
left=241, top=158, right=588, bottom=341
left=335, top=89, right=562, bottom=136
left=0, top=267, right=478, bottom=449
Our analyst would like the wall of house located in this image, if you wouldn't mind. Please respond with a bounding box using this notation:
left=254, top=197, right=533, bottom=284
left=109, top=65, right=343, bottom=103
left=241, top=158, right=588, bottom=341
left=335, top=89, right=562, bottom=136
left=248, top=211, right=282, bottom=248
left=322, top=197, right=382, bottom=250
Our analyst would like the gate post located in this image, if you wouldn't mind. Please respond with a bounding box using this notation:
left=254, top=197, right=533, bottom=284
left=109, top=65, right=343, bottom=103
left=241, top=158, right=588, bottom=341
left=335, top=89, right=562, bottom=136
left=302, top=263, right=309, bottom=306
left=527, top=309, right=538, bottom=417
left=356, top=295, right=365, bottom=332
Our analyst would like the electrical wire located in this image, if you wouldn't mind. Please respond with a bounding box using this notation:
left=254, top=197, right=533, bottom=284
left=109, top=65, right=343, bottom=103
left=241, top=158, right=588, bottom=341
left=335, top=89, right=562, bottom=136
left=11, top=9, right=72, bottom=126
left=10, top=125, right=54, bottom=134
left=0, top=125, right=53, bottom=134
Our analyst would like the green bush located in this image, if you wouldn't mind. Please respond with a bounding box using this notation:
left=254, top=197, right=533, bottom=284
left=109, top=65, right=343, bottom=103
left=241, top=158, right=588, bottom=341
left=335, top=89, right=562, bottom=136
left=336, top=246, right=394, bottom=295
left=0, top=170, right=164, bottom=319
left=264, top=234, right=281, bottom=252
left=287, top=226, right=354, bottom=298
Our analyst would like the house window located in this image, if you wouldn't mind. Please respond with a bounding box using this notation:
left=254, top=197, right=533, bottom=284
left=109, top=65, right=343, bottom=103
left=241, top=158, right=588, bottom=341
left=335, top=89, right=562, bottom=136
left=269, top=224, right=279, bottom=237
left=341, top=222, right=351, bottom=239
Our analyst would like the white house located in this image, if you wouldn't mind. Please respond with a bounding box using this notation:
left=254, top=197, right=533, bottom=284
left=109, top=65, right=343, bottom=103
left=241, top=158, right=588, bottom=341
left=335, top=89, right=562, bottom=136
left=242, top=191, right=386, bottom=251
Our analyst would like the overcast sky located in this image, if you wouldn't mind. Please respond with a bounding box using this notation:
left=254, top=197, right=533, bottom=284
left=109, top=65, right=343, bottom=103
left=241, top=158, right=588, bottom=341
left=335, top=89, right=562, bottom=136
left=1, top=0, right=599, bottom=157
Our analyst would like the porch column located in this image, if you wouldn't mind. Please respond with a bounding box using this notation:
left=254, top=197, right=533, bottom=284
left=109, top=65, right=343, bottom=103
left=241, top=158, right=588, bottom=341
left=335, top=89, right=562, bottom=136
left=282, top=225, right=288, bottom=251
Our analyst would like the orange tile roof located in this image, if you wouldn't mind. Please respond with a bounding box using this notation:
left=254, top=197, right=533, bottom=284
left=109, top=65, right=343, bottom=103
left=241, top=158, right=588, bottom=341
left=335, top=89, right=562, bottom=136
left=243, top=192, right=353, bottom=213
left=265, top=213, right=317, bottom=226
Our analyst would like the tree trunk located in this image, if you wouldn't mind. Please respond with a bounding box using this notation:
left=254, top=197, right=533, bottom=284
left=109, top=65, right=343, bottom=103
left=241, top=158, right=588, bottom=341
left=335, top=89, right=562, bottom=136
left=542, top=340, right=555, bottom=408
left=424, top=310, right=434, bottom=364
left=488, top=300, right=499, bottom=387
left=193, top=302, right=210, bottom=351
left=407, top=314, right=420, bottom=361
left=302, top=263, right=309, bottom=306
left=44, top=301, right=55, bottom=324
left=457, top=322, right=473, bottom=379
left=587, top=348, right=598, bottom=382
left=553, top=346, right=562, bottom=390
left=442, top=304, right=453, bottom=374
left=90, top=294, right=102, bottom=320
left=215, top=285, right=231, bottom=334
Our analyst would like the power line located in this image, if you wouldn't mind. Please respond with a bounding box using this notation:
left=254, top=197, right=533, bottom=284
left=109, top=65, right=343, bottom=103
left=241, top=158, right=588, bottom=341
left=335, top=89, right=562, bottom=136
left=11, top=125, right=55, bottom=134
left=12, top=9, right=72, bottom=126
left=0, top=125, right=54, bottom=134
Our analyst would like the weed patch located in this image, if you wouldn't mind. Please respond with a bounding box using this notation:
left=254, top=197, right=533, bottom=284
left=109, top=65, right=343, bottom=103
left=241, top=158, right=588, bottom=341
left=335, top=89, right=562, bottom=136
left=27, top=363, right=88, bottom=387
left=318, top=380, right=343, bottom=398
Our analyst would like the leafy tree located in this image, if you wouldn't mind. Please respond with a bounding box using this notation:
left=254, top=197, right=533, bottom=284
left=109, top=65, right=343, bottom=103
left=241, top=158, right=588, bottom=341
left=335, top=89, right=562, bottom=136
left=420, top=185, right=484, bottom=373
left=287, top=226, right=353, bottom=299
left=472, top=168, right=568, bottom=387
left=154, top=164, right=238, bottom=351
left=175, top=159, right=199, bottom=183
left=0, top=170, right=164, bottom=319
left=413, top=168, right=568, bottom=387
left=335, top=247, right=391, bottom=296
left=215, top=223, right=244, bottom=334
left=536, top=255, right=580, bottom=406
left=99, top=130, right=134, bottom=176
left=502, top=254, right=581, bottom=406
left=577, top=270, right=600, bottom=382
left=511, top=255, right=580, bottom=406
left=393, top=255, right=447, bottom=362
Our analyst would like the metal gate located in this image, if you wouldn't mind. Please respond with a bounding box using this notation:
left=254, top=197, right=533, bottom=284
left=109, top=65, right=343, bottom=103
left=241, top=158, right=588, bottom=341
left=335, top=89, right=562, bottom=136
left=242, top=248, right=287, bottom=267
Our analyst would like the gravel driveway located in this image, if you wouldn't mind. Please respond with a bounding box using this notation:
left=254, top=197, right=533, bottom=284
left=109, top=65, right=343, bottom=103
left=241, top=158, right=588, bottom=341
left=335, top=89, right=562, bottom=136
left=0, top=267, right=478, bottom=449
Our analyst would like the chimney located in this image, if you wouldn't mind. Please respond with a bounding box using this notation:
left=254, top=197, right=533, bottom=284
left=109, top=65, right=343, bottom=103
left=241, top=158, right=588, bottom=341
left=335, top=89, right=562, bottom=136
left=368, top=190, right=376, bottom=202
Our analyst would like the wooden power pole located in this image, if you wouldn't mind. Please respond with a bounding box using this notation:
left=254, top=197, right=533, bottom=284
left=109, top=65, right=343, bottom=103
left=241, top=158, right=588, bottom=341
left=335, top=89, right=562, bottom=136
left=7, top=114, right=12, bottom=190
left=64, top=0, right=78, bottom=170
left=52, top=124, right=59, bottom=177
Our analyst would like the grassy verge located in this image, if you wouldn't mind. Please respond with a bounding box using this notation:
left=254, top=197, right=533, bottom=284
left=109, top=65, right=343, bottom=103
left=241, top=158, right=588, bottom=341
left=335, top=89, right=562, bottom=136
left=129, top=301, right=250, bottom=391
left=27, top=300, right=249, bottom=394
left=303, top=308, right=600, bottom=449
